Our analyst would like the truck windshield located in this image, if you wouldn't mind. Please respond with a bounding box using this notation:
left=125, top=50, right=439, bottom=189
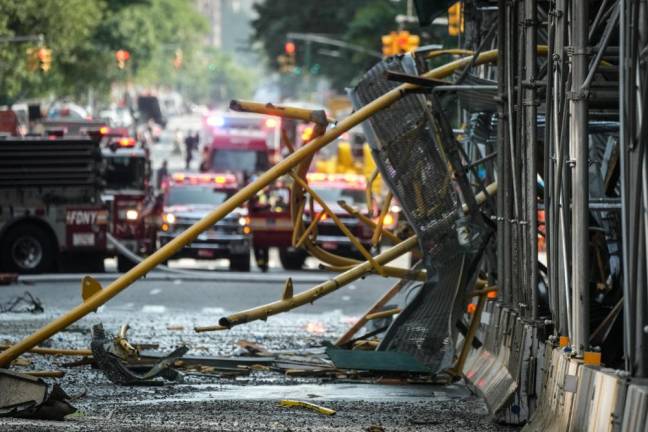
left=211, top=149, right=269, bottom=175
left=310, top=187, right=366, bottom=205
left=167, top=186, right=231, bottom=206
left=105, top=156, right=146, bottom=190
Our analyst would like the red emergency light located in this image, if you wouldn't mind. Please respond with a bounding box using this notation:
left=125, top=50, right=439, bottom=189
left=172, top=172, right=237, bottom=187
left=306, top=172, right=366, bottom=188
left=118, top=137, right=136, bottom=147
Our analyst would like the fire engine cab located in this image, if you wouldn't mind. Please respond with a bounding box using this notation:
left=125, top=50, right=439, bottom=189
left=158, top=172, right=251, bottom=271
left=99, top=127, right=158, bottom=272
left=200, top=111, right=280, bottom=181
left=250, top=173, right=392, bottom=270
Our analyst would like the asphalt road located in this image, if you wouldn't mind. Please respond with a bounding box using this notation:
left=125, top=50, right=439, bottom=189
left=4, top=270, right=403, bottom=323
left=0, top=270, right=517, bottom=431
left=0, top=115, right=513, bottom=430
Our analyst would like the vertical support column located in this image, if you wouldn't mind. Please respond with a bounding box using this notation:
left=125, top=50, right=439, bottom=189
left=552, top=0, right=570, bottom=338
left=543, top=4, right=554, bottom=327
left=505, top=0, right=519, bottom=311
left=496, top=0, right=510, bottom=306
left=524, top=0, right=538, bottom=319
left=569, top=0, right=590, bottom=355
left=637, top=0, right=648, bottom=379
left=619, top=0, right=632, bottom=373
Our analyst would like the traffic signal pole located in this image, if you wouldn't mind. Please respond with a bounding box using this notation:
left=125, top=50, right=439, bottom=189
left=285, top=32, right=382, bottom=59
left=0, top=34, right=44, bottom=44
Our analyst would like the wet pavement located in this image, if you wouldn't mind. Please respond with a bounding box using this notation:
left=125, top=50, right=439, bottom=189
left=0, top=272, right=518, bottom=431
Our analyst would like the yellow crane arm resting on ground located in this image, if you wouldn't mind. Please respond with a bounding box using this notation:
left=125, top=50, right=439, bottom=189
left=218, top=235, right=419, bottom=329
left=0, top=44, right=527, bottom=367
left=216, top=182, right=497, bottom=329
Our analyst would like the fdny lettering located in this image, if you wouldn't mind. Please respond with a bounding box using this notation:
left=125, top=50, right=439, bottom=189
left=66, top=210, right=97, bottom=225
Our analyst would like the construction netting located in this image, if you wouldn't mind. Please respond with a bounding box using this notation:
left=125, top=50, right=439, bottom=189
left=350, top=54, right=489, bottom=373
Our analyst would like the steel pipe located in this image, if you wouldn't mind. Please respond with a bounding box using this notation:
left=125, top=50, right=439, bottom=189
left=0, top=47, right=527, bottom=367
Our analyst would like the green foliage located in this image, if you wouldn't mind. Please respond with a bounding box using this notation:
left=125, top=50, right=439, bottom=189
left=140, top=46, right=258, bottom=106
left=0, top=0, right=211, bottom=105
left=0, top=0, right=101, bottom=104
left=251, top=0, right=412, bottom=92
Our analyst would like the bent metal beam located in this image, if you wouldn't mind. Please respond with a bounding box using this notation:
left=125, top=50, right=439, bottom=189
left=0, top=48, right=528, bottom=367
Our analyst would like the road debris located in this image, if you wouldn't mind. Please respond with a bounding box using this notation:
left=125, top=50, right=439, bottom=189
left=279, top=399, right=336, bottom=416
left=0, top=369, right=76, bottom=420
left=0, top=291, right=43, bottom=313
left=326, top=347, right=432, bottom=374
left=90, top=323, right=188, bottom=386
left=23, top=370, right=66, bottom=378
left=0, top=273, right=18, bottom=285
left=0, top=344, right=92, bottom=357
left=236, top=339, right=273, bottom=357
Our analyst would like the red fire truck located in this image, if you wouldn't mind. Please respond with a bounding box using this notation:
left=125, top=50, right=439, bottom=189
left=0, top=136, right=109, bottom=273
left=200, top=111, right=281, bottom=180
left=99, top=128, right=159, bottom=272
left=249, top=173, right=389, bottom=270
left=158, top=172, right=252, bottom=271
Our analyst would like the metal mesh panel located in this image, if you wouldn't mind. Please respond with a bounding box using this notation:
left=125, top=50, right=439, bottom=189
left=453, top=73, right=498, bottom=113
left=350, top=55, right=486, bottom=373
left=349, top=55, right=461, bottom=259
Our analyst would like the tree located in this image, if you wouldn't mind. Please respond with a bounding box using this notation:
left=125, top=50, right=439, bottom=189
left=250, top=1, right=414, bottom=92
left=0, top=0, right=209, bottom=105
left=0, top=0, right=101, bottom=104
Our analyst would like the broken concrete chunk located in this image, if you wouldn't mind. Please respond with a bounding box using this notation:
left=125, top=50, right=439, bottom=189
left=0, top=369, right=76, bottom=420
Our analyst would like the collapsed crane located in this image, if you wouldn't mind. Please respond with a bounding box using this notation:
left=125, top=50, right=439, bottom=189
left=2, top=0, right=648, bottom=428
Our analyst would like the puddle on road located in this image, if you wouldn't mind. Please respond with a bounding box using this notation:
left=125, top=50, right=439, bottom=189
left=121, top=383, right=471, bottom=405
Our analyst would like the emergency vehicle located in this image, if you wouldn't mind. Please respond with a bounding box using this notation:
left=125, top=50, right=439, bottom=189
left=0, top=136, right=108, bottom=273
left=158, top=172, right=252, bottom=271
left=98, top=127, right=159, bottom=272
left=200, top=111, right=281, bottom=180
left=250, top=173, right=394, bottom=270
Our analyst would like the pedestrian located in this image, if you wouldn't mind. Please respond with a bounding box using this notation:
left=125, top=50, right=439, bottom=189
left=172, top=129, right=182, bottom=155
left=157, top=160, right=169, bottom=189
left=193, top=131, right=200, bottom=151
left=184, top=132, right=194, bottom=170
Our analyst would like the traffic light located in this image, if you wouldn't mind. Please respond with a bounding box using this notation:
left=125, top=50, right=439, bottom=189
left=284, top=41, right=296, bottom=56
left=382, top=31, right=420, bottom=57
left=173, top=49, right=183, bottom=70
left=26, top=48, right=39, bottom=72
left=382, top=32, right=397, bottom=56
left=277, top=55, right=293, bottom=73
left=115, top=49, right=130, bottom=69
left=396, top=31, right=420, bottom=53
left=448, top=2, right=464, bottom=36
left=278, top=41, right=296, bottom=74
left=37, top=48, right=52, bottom=72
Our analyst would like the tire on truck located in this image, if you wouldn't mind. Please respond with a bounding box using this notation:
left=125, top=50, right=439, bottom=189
left=279, top=247, right=307, bottom=270
left=0, top=222, right=56, bottom=274
left=253, top=247, right=269, bottom=272
left=230, top=250, right=251, bottom=272
left=117, top=254, right=136, bottom=273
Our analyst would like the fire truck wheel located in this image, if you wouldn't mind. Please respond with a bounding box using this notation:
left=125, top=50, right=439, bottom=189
left=279, top=248, right=307, bottom=270
left=253, top=247, right=269, bottom=272
left=1, top=224, right=55, bottom=274
left=230, top=252, right=251, bottom=272
left=117, top=254, right=136, bottom=272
